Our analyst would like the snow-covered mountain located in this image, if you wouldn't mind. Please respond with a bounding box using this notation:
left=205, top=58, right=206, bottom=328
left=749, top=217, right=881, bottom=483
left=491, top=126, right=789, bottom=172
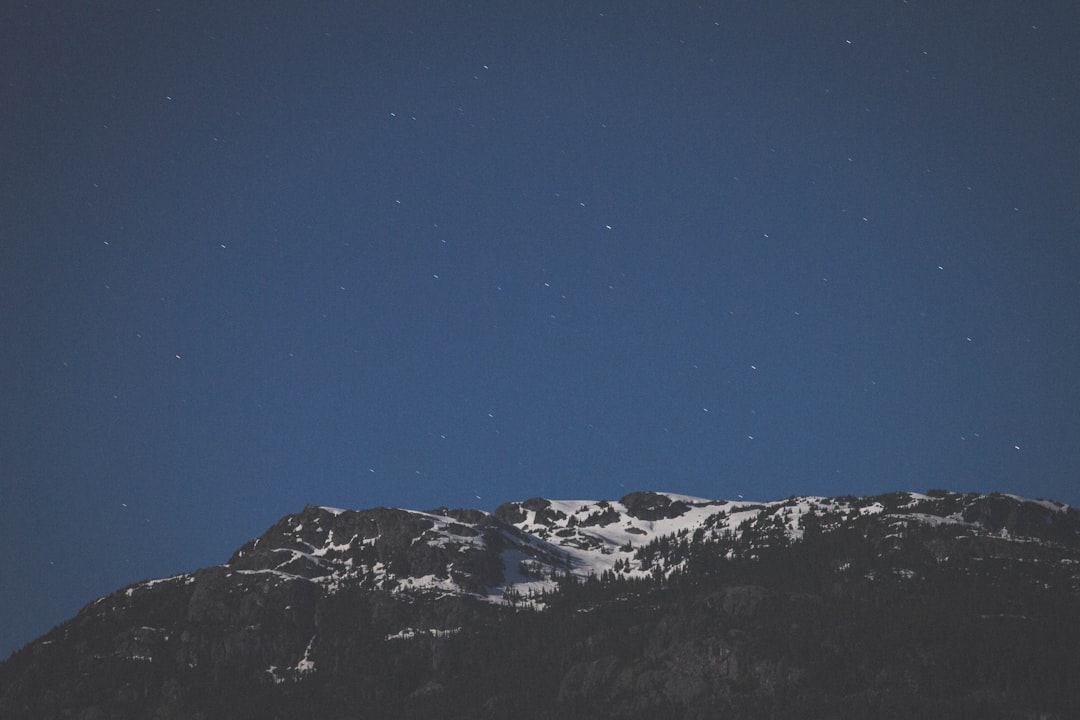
left=4, top=489, right=1080, bottom=719
left=208, top=490, right=1080, bottom=608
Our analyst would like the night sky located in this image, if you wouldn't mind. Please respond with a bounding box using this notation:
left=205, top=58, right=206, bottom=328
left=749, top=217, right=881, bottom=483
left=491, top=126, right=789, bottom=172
left=3, top=1, right=1079, bottom=658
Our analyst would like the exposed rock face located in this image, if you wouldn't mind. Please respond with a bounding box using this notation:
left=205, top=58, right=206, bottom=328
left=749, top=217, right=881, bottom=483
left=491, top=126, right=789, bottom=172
left=620, top=491, right=692, bottom=520
left=3, top=490, right=1080, bottom=719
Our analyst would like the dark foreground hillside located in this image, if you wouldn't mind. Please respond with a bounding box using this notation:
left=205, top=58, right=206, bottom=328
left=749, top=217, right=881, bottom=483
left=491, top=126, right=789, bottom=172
left=2, top=490, right=1079, bottom=719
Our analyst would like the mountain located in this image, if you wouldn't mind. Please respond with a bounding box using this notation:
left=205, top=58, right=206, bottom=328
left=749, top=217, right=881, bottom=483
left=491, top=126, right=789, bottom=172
left=3, top=490, right=1080, bottom=719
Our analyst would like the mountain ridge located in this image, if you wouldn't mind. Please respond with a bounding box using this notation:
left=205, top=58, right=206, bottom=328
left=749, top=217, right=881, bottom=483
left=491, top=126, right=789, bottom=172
left=3, top=488, right=1079, bottom=719
left=217, top=488, right=1080, bottom=608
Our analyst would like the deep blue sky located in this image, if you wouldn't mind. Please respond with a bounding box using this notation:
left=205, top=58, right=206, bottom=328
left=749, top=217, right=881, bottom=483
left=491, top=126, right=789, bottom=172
left=3, top=1, right=1079, bottom=657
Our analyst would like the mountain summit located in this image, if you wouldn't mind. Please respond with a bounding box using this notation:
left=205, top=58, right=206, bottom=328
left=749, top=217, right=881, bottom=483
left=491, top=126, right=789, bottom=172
left=3, top=490, right=1079, bottom=719
left=225, top=490, right=1080, bottom=607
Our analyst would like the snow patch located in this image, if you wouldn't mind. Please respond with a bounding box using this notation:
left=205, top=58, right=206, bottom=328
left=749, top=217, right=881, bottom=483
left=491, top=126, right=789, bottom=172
left=385, top=627, right=461, bottom=641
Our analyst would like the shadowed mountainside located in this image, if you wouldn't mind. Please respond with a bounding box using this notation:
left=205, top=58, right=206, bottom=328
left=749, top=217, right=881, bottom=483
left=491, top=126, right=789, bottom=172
left=2, top=490, right=1079, bottom=719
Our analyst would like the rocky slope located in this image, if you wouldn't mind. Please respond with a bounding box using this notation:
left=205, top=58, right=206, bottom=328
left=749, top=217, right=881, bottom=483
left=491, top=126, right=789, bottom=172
left=2, top=489, right=1079, bottom=719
